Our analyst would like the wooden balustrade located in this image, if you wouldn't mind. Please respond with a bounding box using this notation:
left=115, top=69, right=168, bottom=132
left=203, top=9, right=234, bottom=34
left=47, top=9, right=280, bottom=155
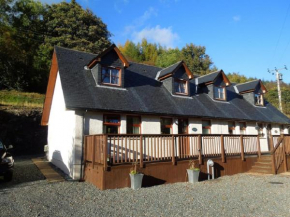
left=84, top=134, right=287, bottom=171
left=271, top=135, right=289, bottom=174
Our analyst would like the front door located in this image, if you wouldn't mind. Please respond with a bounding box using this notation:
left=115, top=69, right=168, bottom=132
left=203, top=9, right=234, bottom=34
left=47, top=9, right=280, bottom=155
left=178, top=119, right=189, bottom=158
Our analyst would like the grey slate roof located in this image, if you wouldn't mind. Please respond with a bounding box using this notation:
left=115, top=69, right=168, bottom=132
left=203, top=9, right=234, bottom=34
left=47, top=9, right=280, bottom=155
left=235, top=80, right=260, bottom=93
left=55, top=46, right=290, bottom=125
left=196, top=70, right=221, bottom=84
left=158, top=61, right=182, bottom=78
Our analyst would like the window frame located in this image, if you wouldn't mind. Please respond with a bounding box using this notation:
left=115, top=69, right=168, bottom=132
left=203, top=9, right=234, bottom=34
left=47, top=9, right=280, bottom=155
left=254, top=93, right=264, bottom=106
left=101, top=66, right=121, bottom=86
left=214, top=85, right=226, bottom=101
left=228, top=121, right=236, bottom=134
left=160, top=117, right=173, bottom=134
left=174, top=79, right=188, bottom=95
left=202, top=120, right=211, bottom=134
left=103, top=114, right=121, bottom=134
left=239, top=122, right=247, bottom=135
left=258, top=123, right=264, bottom=137
left=126, top=115, right=141, bottom=134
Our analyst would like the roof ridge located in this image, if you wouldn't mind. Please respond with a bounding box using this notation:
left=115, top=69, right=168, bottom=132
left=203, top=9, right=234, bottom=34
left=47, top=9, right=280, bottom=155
left=129, top=61, right=162, bottom=69
left=54, top=46, right=97, bottom=56
left=235, top=79, right=259, bottom=86
left=159, top=61, right=182, bottom=71
left=196, top=70, right=221, bottom=79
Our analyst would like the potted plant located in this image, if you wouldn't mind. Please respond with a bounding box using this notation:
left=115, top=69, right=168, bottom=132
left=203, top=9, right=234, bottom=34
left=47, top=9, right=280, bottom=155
left=187, top=160, right=200, bottom=184
left=129, top=162, right=144, bottom=190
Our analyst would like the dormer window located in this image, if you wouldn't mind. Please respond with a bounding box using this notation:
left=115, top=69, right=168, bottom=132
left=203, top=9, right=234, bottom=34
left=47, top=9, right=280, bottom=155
left=101, top=66, right=121, bottom=86
left=255, top=94, right=264, bottom=106
left=174, top=79, right=188, bottom=95
left=214, top=86, right=226, bottom=100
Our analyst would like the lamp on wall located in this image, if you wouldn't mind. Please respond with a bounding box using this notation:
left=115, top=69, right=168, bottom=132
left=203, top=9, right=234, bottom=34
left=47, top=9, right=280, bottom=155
left=175, top=119, right=179, bottom=125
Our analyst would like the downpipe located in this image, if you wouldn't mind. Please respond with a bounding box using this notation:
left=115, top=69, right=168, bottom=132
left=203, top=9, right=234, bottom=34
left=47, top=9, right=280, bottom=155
left=207, top=159, right=215, bottom=180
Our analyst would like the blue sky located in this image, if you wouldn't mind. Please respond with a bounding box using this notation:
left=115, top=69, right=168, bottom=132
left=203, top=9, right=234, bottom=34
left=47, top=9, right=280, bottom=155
left=42, top=0, right=290, bottom=83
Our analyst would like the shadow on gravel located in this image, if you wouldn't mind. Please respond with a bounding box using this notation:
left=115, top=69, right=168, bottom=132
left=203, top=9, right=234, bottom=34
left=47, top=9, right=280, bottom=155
left=142, top=175, right=166, bottom=187
left=0, top=156, right=45, bottom=190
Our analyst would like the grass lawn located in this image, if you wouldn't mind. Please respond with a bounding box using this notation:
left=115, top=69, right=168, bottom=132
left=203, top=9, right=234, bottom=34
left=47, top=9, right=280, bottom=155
left=0, top=90, right=45, bottom=108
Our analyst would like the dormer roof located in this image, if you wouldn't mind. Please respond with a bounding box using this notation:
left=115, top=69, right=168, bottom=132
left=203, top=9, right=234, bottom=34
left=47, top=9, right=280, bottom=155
left=196, top=70, right=231, bottom=86
left=87, top=44, right=129, bottom=69
left=156, top=61, right=193, bottom=81
left=234, top=79, right=267, bottom=94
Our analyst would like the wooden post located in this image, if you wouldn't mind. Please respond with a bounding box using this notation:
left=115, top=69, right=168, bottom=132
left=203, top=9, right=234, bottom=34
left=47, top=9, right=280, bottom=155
left=282, top=136, right=287, bottom=172
left=270, top=135, right=274, bottom=151
left=172, top=135, right=176, bottom=165
left=257, top=135, right=261, bottom=159
left=92, top=136, right=95, bottom=169
left=240, top=135, right=245, bottom=161
left=103, top=135, right=108, bottom=171
left=140, top=135, right=143, bottom=168
left=271, top=151, right=276, bottom=174
left=221, top=135, right=225, bottom=163
left=198, top=135, right=202, bottom=165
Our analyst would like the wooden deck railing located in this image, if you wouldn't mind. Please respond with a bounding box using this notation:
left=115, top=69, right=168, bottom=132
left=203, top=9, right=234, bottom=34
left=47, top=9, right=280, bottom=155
left=84, top=134, right=273, bottom=170
left=271, top=135, right=290, bottom=174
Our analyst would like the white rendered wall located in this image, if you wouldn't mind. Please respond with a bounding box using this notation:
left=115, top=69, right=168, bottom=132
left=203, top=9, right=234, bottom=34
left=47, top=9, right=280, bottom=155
left=84, top=112, right=103, bottom=135
left=211, top=120, right=228, bottom=134
left=141, top=115, right=161, bottom=134
left=48, top=72, right=79, bottom=179
left=189, top=119, right=202, bottom=134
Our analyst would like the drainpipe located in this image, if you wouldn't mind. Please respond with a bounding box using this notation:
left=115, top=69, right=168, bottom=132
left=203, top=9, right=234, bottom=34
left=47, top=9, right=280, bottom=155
left=207, top=159, right=214, bottom=180
left=80, top=110, right=87, bottom=181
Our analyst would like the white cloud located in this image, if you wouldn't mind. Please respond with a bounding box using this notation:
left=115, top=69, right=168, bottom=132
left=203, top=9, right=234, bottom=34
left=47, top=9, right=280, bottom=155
left=114, top=2, right=122, bottom=13
left=132, top=25, right=179, bottom=48
left=233, top=15, right=241, bottom=22
left=123, top=7, right=158, bottom=35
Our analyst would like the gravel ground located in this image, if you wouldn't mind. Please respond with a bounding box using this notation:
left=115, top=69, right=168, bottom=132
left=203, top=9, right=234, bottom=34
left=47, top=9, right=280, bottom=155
left=1, top=158, right=290, bottom=217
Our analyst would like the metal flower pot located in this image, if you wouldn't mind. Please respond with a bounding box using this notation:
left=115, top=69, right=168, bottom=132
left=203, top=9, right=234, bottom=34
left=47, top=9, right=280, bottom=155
left=129, top=173, right=144, bottom=190
left=187, top=169, right=200, bottom=183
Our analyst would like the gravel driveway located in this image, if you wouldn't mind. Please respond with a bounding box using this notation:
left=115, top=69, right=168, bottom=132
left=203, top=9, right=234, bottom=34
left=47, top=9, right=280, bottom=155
left=1, top=157, right=290, bottom=217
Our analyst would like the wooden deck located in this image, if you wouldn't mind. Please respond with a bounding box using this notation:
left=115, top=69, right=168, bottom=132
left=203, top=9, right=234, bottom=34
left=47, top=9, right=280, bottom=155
left=83, top=134, right=290, bottom=190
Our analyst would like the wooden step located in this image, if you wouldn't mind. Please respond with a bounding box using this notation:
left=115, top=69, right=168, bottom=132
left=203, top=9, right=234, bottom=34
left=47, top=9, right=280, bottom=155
left=248, top=168, right=273, bottom=174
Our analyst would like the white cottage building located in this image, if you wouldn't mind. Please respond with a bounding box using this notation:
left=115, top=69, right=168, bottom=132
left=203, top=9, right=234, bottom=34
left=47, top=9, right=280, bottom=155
left=41, top=45, right=290, bottom=189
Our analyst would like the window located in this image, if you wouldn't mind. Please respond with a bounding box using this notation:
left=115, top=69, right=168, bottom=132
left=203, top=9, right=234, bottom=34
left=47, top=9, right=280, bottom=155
left=214, top=86, right=226, bottom=100
left=101, top=67, right=120, bottom=85
left=103, top=114, right=120, bottom=134
left=127, top=116, right=141, bottom=134
left=255, top=94, right=264, bottom=106
left=258, top=123, right=264, bottom=137
left=161, top=118, right=172, bottom=134
left=174, top=79, right=187, bottom=95
left=280, top=125, right=285, bottom=134
left=228, top=121, right=235, bottom=134
left=239, top=122, right=246, bottom=135
left=202, top=120, right=211, bottom=134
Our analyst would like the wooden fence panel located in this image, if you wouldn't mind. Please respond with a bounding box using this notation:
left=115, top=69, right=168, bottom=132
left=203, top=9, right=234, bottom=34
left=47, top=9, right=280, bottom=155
left=202, top=136, right=221, bottom=157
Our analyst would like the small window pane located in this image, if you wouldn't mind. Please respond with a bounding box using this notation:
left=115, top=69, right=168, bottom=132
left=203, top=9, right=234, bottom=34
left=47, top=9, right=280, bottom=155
left=161, top=118, right=172, bottom=134
left=214, top=86, right=225, bottom=100
left=101, top=67, right=120, bottom=85
left=127, top=116, right=141, bottom=134
left=202, top=128, right=210, bottom=134
left=104, top=115, right=120, bottom=124
left=174, top=80, right=187, bottom=94
left=104, top=125, right=118, bottom=134
left=202, top=120, right=211, bottom=127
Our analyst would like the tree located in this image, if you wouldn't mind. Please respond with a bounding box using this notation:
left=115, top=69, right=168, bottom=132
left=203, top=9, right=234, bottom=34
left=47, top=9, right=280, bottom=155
left=0, top=0, right=45, bottom=91
left=118, top=40, right=142, bottom=62
left=180, top=43, right=215, bottom=75
left=0, top=0, right=112, bottom=92
left=155, top=48, right=181, bottom=68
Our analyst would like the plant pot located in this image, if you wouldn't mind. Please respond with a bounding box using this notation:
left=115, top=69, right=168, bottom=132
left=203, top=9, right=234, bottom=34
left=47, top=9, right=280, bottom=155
left=129, top=173, right=144, bottom=190
left=187, top=169, right=200, bottom=184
